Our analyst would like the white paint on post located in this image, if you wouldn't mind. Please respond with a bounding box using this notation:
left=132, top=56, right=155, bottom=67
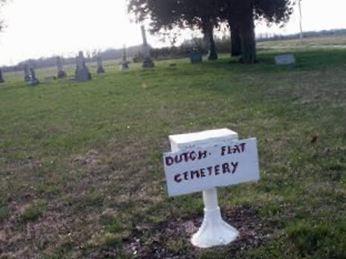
left=164, top=128, right=260, bottom=248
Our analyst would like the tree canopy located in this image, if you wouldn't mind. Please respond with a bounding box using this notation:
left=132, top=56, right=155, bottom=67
left=128, top=0, right=294, bottom=63
left=0, top=0, right=7, bottom=32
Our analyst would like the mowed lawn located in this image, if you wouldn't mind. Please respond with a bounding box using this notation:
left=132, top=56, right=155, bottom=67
left=0, top=41, right=345, bottom=258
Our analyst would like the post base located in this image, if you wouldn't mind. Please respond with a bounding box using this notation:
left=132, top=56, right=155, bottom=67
left=191, top=207, right=238, bottom=248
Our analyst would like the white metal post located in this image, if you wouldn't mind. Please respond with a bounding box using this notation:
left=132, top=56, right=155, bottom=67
left=190, top=187, right=238, bottom=248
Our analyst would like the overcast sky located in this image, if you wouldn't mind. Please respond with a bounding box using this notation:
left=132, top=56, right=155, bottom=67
left=0, top=0, right=345, bottom=66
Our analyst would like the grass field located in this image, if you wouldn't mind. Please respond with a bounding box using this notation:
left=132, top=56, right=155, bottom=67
left=0, top=38, right=345, bottom=258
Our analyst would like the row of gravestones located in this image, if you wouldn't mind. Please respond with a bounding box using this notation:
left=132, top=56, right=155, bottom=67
left=0, top=52, right=296, bottom=85
left=0, top=25, right=296, bottom=85
left=64, top=26, right=154, bottom=83
left=0, top=26, right=155, bottom=85
left=57, top=51, right=123, bottom=82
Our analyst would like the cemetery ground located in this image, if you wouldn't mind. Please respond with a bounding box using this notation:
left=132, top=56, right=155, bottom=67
left=1, top=40, right=346, bottom=258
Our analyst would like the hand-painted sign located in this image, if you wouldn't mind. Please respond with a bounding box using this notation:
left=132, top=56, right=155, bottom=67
left=163, top=138, right=260, bottom=197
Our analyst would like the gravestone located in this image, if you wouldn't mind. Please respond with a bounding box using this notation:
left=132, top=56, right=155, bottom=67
left=75, top=51, right=91, bottom=82
left=27, top=67, right=40, bottom=86
left=190, top=48, right=203, bottom=64
left=163, top=129, right=260, bottom=248
left=0, top=68, right=4, bottom=83
left=141, top=25, right=155, bottom=68
left=24, top=64, right=31, bottom=82
left=120, top=45, right=130, bottom=71
left=275, top=53, right=296, bottom=65
left=96, top=55, right=105, bottom=74
left=56, top=56, right=67, bottom=79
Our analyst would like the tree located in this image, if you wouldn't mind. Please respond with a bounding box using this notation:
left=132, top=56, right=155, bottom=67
left=229, top=21, right=242, bottom=57
left=233, top=0, right=257, bottom=63
left=222, top=0, right=293, bottom=63
left=128, top=0, right=294, bottom=64
left=182, top=1, right=220, bottom=60
left=0, top=0, right=7, bottom=32
left=128, top=0, right=220, bottom=60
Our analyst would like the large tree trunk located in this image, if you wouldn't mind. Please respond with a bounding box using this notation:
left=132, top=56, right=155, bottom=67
left=202, top=17, right=218, bottom=60
left=228, top=19, right=242, bottom=57
left=231, top=27, right=242, bottom=57
left=208, top=29, right=218, bottom=60
left=232, top=3, right=256, bottom=64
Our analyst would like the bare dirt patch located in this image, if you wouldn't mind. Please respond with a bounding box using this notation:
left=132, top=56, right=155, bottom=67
left=122, top=205, right=271, bottom=258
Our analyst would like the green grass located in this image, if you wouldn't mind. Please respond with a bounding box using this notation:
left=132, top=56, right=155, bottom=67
left=20, top=199, right=47, bottom=222
left=0, top=38, right=345, bottom=258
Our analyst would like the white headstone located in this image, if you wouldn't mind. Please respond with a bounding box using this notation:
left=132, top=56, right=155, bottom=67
left=275, top=54, right=296, bottom=65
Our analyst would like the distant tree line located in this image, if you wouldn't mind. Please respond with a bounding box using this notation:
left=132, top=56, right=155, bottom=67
left=257, top=28, right=346, bottom=42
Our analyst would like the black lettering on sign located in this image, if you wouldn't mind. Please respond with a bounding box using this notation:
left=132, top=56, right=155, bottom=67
left=174, top=174, right=182, bottom=183
left=175, top=155, right=183, bottom=163
left=189, top=151, right=197, bottom=161
left=221, top=143, right=247, bottom=156
left=200, top=168, right=206, bottom=177
left=165, top=156, right=174, bottom=166
left=173, top=161, right=240, bottom=184
left=165, top=149, right=209, bottom=167
left=183, top=171, right=189, bottom=180
left=198, top=150, right=208, bottom=159
left=181, top=152, right=188, bottom=162
left=215, top=165, right=220, bottom=175
left=240, top=143, right=246, bottom=152
left=222, top=163, right=231, bottom=173
left=231, top=162, right=239, bottom=174
left=190, top=170, right=200, bottom=179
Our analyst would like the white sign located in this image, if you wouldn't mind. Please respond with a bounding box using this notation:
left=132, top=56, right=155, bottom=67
left=163, top=138, right=260, bottom=197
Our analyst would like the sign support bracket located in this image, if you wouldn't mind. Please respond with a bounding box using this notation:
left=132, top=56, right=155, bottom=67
left=191, top=188, right=239, bottom=248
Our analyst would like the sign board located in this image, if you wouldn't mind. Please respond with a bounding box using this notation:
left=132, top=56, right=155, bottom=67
left=163, top=138, right=260, bottom=197
left=275, top=54, right=296, bottom=65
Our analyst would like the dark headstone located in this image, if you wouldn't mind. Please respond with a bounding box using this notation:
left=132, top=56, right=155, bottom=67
left=24, top=64, right=31, bottom=82
left=75, top=51, right=91, bottom=82
left=27, top=67, right=40, bottom=86
left=56, top=56, right=67, bottom=79
left=190, top=49, right=203, bottom=64
left=120, top=46, right=130, bottom=71
left=141, top=25, right=155, bottom=68
left=96, top=55, right=105, bottom=74
left=0, top=69, right=4, bottom=83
